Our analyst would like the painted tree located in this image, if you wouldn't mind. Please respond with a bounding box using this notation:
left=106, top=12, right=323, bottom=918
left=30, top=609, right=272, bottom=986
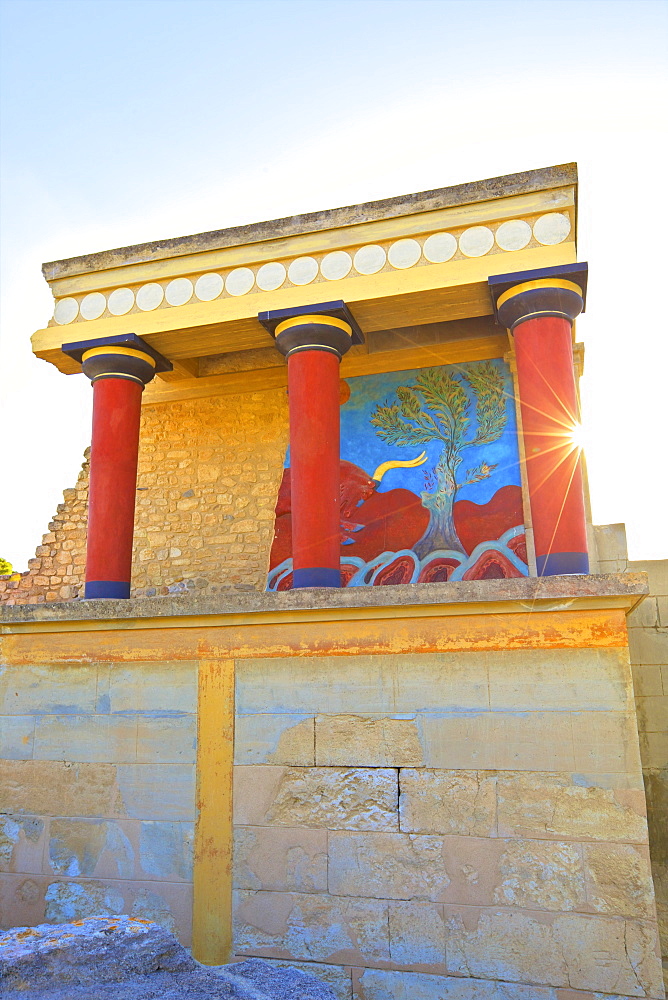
left=370, top=361, right=507, bottom=557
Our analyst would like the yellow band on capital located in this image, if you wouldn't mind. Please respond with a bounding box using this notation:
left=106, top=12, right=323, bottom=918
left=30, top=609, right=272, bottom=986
left=275, top=314, right=352, bottom=337
left=81, top=345, right=156, bottom=367
left=496, top=278, right=583, bottom=310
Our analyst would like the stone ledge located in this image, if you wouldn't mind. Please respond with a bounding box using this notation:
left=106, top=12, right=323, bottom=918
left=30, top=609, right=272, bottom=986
left=42, top=164, right=576, bottom=280
left=0, top=573, right=648, bottom=629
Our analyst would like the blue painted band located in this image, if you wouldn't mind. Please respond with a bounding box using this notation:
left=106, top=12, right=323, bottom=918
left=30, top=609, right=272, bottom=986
left=293, top=567, right=342, bottom=588
left=536, top=552, right=589, bottom=576
left=85, top=580, right=131, bottom=599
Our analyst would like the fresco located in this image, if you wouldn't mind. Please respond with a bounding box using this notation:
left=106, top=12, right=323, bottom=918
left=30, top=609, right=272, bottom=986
left=268, top=359, right=528, bottom=589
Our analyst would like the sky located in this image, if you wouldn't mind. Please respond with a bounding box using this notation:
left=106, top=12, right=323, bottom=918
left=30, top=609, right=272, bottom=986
left=1, top=0, right=667, bottom=569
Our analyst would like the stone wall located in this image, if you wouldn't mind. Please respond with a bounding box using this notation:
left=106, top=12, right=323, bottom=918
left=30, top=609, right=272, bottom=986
left=231, top=647, right=664, bottom=999
left=0, top=658, right=197, bottom=942
left=0, top=386, right=289, bottom=605
left=594, top=525, right=668, bottom=987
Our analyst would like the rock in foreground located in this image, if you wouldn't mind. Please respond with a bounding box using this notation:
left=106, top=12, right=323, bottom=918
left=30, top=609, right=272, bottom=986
left=0, top=916, right=336, bottom=999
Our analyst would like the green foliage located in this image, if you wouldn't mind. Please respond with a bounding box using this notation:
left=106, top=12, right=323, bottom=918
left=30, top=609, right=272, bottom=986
left=371, top=362, right=507, bottom=468
left=0, top=556, right=13, bottom=576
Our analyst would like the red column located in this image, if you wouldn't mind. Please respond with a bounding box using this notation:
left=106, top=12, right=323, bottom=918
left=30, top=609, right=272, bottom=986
left=62, top=334, right=172, bottom=598
left=259, top=303, right=362, bottom=588
left=287, top=348, right=341, bottom=585
left=86, top=377, right=144, bottom=598
left=491, top=268, right=589, bottom=576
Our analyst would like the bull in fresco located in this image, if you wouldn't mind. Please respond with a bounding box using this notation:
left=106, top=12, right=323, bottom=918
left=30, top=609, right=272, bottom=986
left=274, top=452, right=427, bottom=544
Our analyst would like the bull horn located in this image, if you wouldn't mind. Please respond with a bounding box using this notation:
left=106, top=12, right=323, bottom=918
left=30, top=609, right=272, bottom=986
left=372, top=451, right=428, bottom=482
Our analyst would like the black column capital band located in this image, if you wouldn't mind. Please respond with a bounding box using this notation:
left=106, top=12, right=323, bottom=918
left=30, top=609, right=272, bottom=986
left=259, top=300, right=364, bottom=360
left=63, top=333, right=172, bottom=386
left=488, top=263, right=588, bottom=332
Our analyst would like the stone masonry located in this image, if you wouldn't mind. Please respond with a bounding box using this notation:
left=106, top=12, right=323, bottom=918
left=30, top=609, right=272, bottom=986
left=0, top=387, right=289, bottom=605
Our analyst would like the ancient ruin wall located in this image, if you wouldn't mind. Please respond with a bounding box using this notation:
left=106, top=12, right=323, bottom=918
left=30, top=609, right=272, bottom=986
left=0, top=387, right=289, bottom=605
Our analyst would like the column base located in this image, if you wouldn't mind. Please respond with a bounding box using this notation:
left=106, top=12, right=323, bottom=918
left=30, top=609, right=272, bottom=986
left=293, top=567, right=341, bottom=588
left=536, top=552, right=589, bottom=576
left=84, top=581, right=131, bottom=599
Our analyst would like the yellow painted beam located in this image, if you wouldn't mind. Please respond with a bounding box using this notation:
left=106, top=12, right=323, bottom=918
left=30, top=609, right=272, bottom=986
left=142, top=334, right=509, bottom=405
left=0, top=607, right=631, bottom=663
left=192, top=657, right=234, bottom=966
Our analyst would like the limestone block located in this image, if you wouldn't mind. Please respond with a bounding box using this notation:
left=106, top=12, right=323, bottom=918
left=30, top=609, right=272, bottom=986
left=0, top=815, right=45, bottom=874
left=496, top=772, right=649, bottom=843
left=640, top=732, right=668, bottom=769
left=0, top=873, right=49, bottom=929
left=48, top=819, right=135, bottom=880
left=39, top=878, right=193, bottom=944
left=388, top=900, right=446, bottom=968
left=33, top=715, right=138, bottom=764
left=445, top=906, right=664, bottom=997
left=628, top=559, right=668, bottom=595
left=657, top=595, right=668, bottom=626
left=329, top=831, right=451, bottom=901
left=138, top=821, right=193, bottom=881
left=487, top=648, right=631, bottom=713
left=44, top=878, right=124, bottom=923
left=0, top=716, right=34, bottom=759
left=632, top=664, right=664, bottom=698
left=251, top=958, right=351, bottom=1000
left=354, top=968, right=557, bottom=999
left=0, top=663, right=97, bottom=715
left=237, top=653, right=488, bottom=716
left=418, top=712, right=577, bottom=770
left=235, top=715, right=315, bottom=765
left=100, top=660, right=197, bottom=715
left=399, top=770, right=496, bottom=836
left=628, top=598, right=660, bottom=628
left=0, top=760, right=125, bottom=818
left=583, top=843, right=657, bottom=918
left=628, top=626, right=668, bottom=666
left=116, top=764, right=196, bottom=821
left=234, top=826, right=327, bottom=892
left=135, top=715, right=197, bottom=764
left=233, top=766, right=398, bottom=831
left=493, top=839, right=585, bottom=912
left=571, top=711, right=642, bottom=773
left=315, top=715, right=423, bottom=766
left=594, top=523, right=628, bottom=563
left=234, top=889, right=390, bottom=965
left=636, top=696, right=668, bottom=734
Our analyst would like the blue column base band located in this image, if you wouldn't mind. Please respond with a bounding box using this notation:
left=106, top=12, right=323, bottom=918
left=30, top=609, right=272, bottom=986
left=293, top=567, right=341, bottom=588
left=85, top=581, right=131, bottom=599
left=536, top=552, right=589, bottom=576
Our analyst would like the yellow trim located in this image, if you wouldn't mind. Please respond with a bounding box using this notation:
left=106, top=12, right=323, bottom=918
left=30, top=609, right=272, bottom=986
left=192, top=658, right=234, bottom=965
left=81, top=345, right=156, bottom=366
left=496, top=278, right=582, bottom=309
left=275, top=314, right=352, bottom=337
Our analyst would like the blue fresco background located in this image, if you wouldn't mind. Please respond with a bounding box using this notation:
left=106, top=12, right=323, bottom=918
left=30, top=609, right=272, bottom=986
left=340, top=359, right=521, bottom=503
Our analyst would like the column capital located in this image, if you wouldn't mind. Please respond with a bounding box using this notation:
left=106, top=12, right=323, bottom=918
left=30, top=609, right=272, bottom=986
left=488, top=263, right=588, bottom=332
left=63, top=333, right=172, bottom=386
left=259, top=300, right=364, bottom=360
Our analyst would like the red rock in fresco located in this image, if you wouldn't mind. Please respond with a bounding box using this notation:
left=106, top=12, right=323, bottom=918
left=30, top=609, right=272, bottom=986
left=453, top=484, right=524, bottom=556
left=508, top=532, right=527, bottom=563
left=417, top=557, right=462, bottom=583
left=461, top=547, right=525, bottom=580
left=268, top=469, right=526, bottom=580
left=372, top=553, right=417, bottom=585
